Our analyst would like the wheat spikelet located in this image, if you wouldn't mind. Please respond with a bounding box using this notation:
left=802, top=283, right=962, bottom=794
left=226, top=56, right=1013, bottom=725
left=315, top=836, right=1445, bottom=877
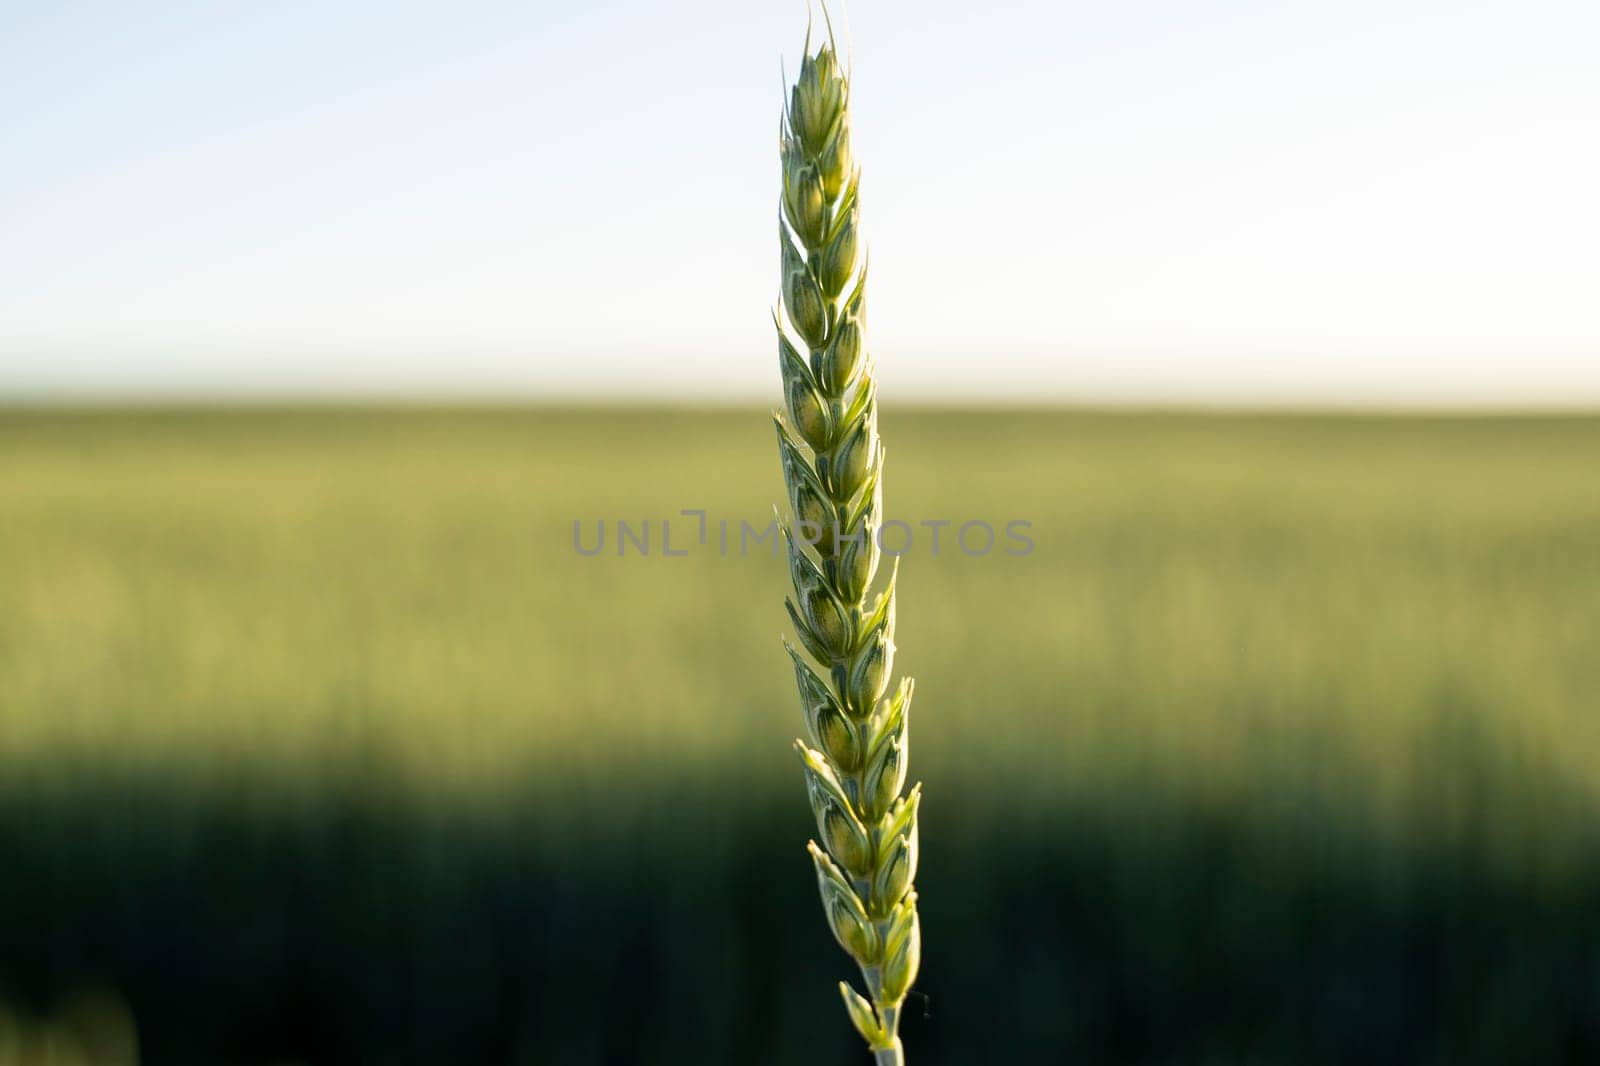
left=774, top=13, right=921, bottom=1064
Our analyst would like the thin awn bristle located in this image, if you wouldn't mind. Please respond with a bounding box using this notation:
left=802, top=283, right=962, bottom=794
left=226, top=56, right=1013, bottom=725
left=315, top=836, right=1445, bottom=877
left=773, top=15, right=921, bottom=1066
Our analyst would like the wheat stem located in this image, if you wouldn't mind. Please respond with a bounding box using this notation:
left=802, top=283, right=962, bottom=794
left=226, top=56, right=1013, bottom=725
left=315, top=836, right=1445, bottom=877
left=774, top=14, right=922, bottom=1062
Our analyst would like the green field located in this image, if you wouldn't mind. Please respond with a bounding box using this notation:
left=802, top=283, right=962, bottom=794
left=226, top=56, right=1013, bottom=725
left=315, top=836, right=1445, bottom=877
left=3, top=407, right=1599, bottom=1064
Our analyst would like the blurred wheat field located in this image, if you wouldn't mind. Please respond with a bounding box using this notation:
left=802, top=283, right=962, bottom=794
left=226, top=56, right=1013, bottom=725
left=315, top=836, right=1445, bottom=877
left=3, top=407, right=1600, bottom=1064
left=3, top=408, right=1597, bottom=829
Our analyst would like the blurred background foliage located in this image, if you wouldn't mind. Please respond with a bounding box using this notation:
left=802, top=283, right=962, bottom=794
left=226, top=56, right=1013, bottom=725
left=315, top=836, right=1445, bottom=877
left=2, top=407, right=1599, bottom=1064
left=0, top=989, right=138, bottom=1066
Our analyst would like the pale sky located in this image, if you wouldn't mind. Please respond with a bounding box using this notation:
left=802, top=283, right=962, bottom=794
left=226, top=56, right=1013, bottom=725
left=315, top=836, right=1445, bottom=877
left=1, top=0, right=1596, bottom=405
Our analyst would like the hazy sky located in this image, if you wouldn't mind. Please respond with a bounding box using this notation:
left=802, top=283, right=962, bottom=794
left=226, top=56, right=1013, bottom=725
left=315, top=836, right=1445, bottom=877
left=2, top=0, right=1597, bottom=404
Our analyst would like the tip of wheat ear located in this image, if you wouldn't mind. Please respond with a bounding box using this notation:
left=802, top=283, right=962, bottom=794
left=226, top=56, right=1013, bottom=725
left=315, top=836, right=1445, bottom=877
left=775, top=14, right=921, bottom=1064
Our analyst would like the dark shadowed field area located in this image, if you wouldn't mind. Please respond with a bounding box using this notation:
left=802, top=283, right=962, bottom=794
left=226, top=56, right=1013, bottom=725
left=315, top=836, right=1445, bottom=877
left=3, top=407, right=1599, bottom=1064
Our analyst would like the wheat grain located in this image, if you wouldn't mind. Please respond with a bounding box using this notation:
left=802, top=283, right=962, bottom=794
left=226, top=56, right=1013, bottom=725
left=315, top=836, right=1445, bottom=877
left=774, top=13, right=921, bottom=1065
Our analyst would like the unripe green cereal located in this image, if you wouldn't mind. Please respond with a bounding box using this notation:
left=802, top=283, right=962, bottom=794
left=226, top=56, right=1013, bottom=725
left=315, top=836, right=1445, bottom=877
left=836, top=516, right=879, bottom=603
left=879, top=896, right=922, bottom=1002
left=785, top=158, right=829, bottom=249
left=819, top=116, right=853, bottom=197
left=840, top=982, right=886, bottom=1045
left=809, top=841, right=879, bottom=963
left=832, top=414, right=876, bottom=501
left=780, top=333, right=832, bottom=450
left=824, top=310, right=864, bottom=392
left=862, top=727, right=908, bottom=823
left=773, top=16, right=924, bottom=1065
left=820, top=213, right=859, bottom=296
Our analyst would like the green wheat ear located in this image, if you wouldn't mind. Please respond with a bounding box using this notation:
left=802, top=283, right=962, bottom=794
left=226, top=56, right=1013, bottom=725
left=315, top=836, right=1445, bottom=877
left=774, top=13, right=921, bottom=1065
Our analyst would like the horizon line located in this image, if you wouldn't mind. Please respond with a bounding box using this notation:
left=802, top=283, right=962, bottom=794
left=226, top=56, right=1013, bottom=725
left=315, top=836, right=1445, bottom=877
left=2, top=394, right=1598, bottom=418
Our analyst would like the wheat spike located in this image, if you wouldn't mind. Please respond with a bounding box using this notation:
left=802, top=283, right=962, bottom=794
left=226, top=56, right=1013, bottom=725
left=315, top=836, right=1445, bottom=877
left=774, top=17, right=921, bottom=1065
